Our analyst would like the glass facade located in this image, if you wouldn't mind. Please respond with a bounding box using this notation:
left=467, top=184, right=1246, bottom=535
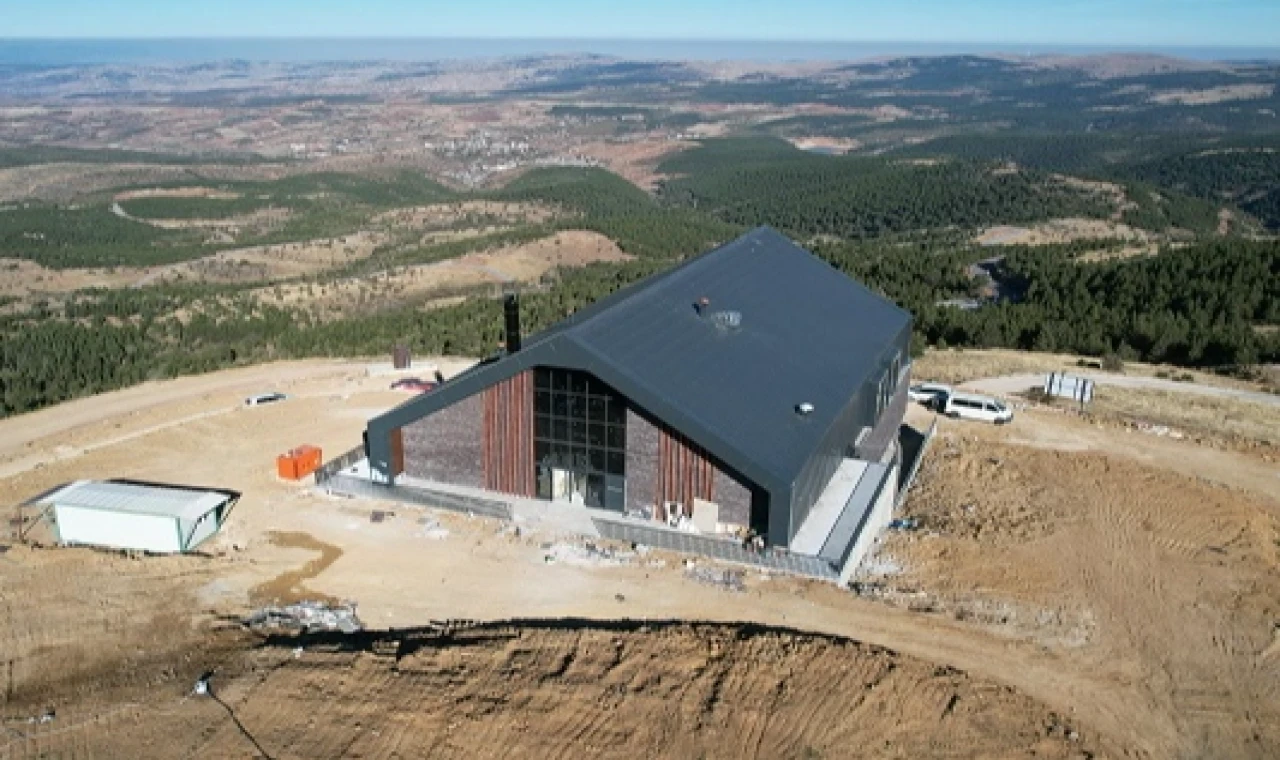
left=533, top=367, right=627, bottom=511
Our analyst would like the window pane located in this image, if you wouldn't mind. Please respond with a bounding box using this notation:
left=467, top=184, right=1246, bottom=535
left=607, top=424, right=625, bottom=449
left=585, top=473, right=605, bottom=509
left=553, top=418, right=568, bottom=441
left=570, top=420, right=587, bottom=444
left=565, top=394, right=584, bottom=419
left=536, top=466, right=552, bottom=500
left=604, top=475, right=625, bottom=511
left=552, top=393, right=568, bottom=416
left=607, top=451, right=625, bottom=475
left=535, top=440, right=550, bottom=464
left=588, top=422, right=606, bottom=448
left=607, top=399, right=625, bottom=425
left=587, top=396, right=606, bottom=422
left=590, top=448, right=606, bottom=472
left=552, top=370, right=568, bottom=392
left=535, top=368, right=551, bottom=390
left=535, top=391, right=551, bottom=414
left=570, top=373, right=588, bottom=394
left=535, top=414, right=551, bottom=439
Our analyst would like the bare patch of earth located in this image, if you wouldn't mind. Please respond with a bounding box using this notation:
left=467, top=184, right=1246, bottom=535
left=976, top=218, right=1157, bottom=259
left=789, top=136, right=862, bottom=154
left=0, top=258, right=144, bottom=302
left=261, top=230, right=630, bottom=319
left=576, top=138, right=698, bottom=189
left=1049, top=174, right=1136, bottom=220
left=147, top=232, right=387, bottom=285
left=1150, top=84, right=1275, bottom=105
left=372, top=200, right=560, bottom=231
left=113, top=187, right=243, bottom=202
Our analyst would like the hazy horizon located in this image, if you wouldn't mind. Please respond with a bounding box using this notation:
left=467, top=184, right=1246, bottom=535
left=3, top=37, right=1279, bottom=65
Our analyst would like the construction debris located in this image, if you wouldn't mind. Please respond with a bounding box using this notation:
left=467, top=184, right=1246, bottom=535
left=542, top=541, right=633, bottom=567
left=244, top=601, right=363, bottom=634
left=684, top=565, right=746, bottom=592
left=418, top=517, right=450, bottom=540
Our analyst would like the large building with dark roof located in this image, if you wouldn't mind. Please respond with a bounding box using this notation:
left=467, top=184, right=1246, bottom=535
left=360, top=227, right=914, bottom=569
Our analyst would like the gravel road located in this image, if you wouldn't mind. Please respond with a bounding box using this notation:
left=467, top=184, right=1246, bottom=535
left=961, top=372, right=1280, bottom=408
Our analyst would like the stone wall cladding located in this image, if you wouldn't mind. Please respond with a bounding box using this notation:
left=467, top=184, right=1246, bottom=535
left=712, top=469, right=752, bottom=528
left=624, top=408, right=660, bottom=514
left=402, top=392, right=483, bottom=488
left=626, top=407, right=753, bottom=527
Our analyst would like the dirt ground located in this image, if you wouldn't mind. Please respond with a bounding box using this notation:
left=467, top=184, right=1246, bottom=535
left=789, top=137, right=862, bottom=154
left=1087, top=384, right=1280, bottom=449
left=913, top=347, right=1266, bottom=391
left=974, top=218, right=1155, bottom=252
left=0, top=233, right=386, bottom=303
left=372, top=200, right=560, bottom=232
left=113, top=187, right=243, bottom=202
left=1149, top=84, right=1275, bottom=105
left=0, top=258, right=144, bottom=301
left=259, top=230, right=630, bottom=318
left=575, top=138, right=696, bottom=190
left=1, top=356, right=1277, bottom=758
left=8, top=622, right=1116, bottom=760
left=155, top=232, right=386, bottom=285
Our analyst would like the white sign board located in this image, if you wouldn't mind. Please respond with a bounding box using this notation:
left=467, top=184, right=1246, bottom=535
left=1044, top=372, right=1095, bottom=404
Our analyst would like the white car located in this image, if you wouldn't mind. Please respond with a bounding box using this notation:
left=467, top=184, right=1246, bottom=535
left=245, top=392, right=287, bottom=406
left=942, top=392, right=1013, bottom=425
left=908, top=382, right=952, bottom=407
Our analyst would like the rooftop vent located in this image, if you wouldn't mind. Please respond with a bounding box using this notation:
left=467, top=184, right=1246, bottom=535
left=795, top=402, right=815, bottom=416
left=709, top=310, right=742, bottom=331
left=693, top=296, right=711, bottom=316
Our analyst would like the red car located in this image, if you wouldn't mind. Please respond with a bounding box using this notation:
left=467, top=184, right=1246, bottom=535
left=390, top=378, right=438, bottom=393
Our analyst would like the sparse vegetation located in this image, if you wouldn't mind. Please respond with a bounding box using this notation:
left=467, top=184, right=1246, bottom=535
left=2, top=54, right=1279, bottom=415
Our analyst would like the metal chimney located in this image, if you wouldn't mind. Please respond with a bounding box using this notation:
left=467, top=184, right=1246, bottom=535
left=503, top=293, right=522, bottom=354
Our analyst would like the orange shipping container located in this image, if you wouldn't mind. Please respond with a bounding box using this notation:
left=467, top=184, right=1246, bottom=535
left=277, top=445, right=323, bottom=480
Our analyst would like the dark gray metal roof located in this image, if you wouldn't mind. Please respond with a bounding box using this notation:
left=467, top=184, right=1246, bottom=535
left=368, top=226, right=911, bottom=500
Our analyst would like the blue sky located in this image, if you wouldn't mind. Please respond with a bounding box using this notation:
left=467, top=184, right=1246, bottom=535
left=2, top=0, right=1278, bottom=47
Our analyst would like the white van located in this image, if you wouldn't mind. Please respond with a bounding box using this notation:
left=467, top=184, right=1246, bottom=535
left=942, top=392, right=1013, bottom=425
left=908, top=382, right=952, bottom=407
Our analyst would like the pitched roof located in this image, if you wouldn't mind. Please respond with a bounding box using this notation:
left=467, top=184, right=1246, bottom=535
left=370, top=227, right=911, bottom=491
left=41, top=480, right=231, bottom=521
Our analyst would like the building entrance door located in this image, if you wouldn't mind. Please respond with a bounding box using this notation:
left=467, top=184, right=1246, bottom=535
left=551, top=467, right=587, bottom=505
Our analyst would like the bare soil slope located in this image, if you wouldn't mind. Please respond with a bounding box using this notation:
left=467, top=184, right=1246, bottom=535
left=9, top=623, right=1114, bottom=760
left=879, top=430, right=1280, bottom=759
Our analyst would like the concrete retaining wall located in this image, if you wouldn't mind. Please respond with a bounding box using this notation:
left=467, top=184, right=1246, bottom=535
left=838, top=462, right=899, bottom=586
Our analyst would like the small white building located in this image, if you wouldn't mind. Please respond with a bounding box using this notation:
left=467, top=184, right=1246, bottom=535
left=34, top=481, right=237, bottom=554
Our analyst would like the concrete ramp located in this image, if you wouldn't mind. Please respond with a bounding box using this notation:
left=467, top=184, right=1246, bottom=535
left=788, top=458, right=899, bottom=585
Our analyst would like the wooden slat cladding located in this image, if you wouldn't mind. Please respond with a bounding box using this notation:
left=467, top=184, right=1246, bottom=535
left=657, top=427, right=715, bottom=514
left=482, top=371, right=534, bottom=496
left=389, top=428, right=406, bottom=477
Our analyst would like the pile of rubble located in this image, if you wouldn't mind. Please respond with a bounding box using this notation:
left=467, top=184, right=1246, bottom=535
left=684, top=563, right=746, bottom=592
left=542, top=541, right=634, bottom=567
left=245, top=601, right=363, bottom=634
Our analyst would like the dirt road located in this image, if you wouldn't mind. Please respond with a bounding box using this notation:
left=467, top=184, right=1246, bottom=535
left=963, top=371, right=1280, bottom=408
